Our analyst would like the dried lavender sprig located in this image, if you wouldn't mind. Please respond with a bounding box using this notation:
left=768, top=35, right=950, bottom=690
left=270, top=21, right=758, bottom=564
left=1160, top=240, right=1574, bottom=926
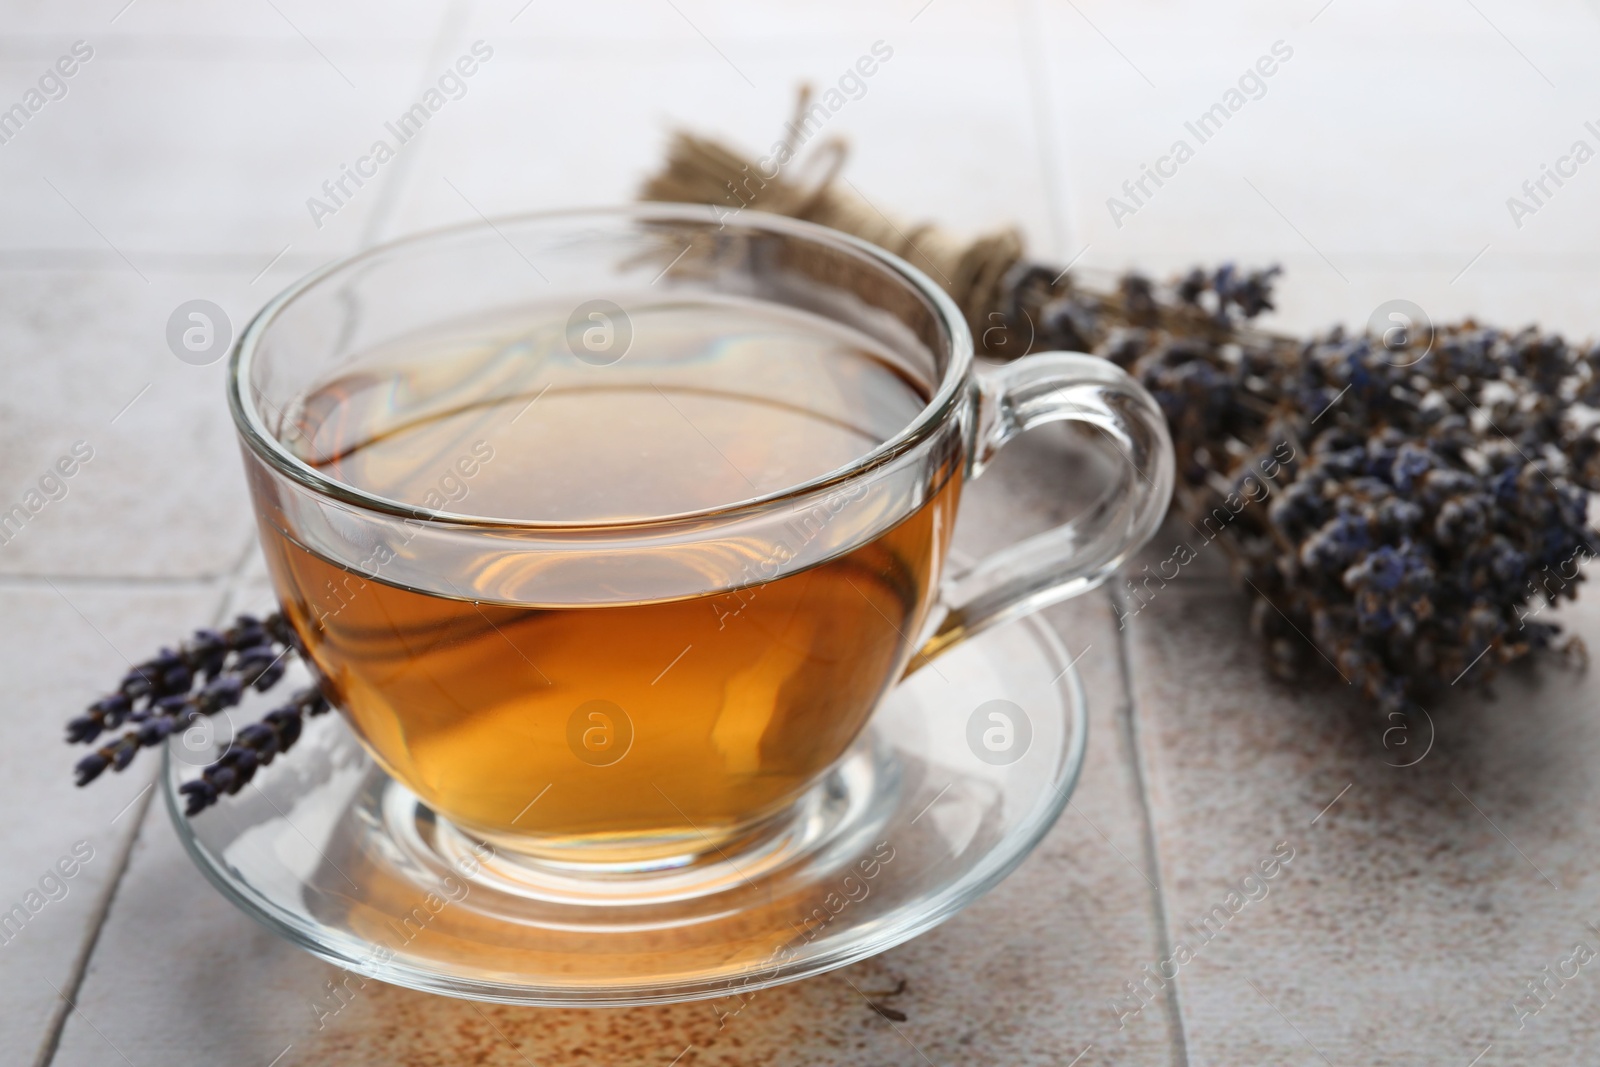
left=1003, top=263, right=1600, bottom=712
left=177, top=687, right=330, bottom=816
left=638, top=131, right=1596, bottom=711
left=66, top=613, right=292, bottom=743
left=70, top=613, right=298, bottom=787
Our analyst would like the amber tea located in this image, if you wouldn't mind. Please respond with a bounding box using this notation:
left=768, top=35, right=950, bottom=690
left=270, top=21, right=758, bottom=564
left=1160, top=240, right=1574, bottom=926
left=260, top=296, right=960, bottom=865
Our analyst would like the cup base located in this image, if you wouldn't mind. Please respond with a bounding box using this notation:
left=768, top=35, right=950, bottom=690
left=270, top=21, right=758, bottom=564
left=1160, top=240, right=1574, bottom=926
left=164, top=611, right=1088, bottom=1005
left=405, top=739, right=883, bottom=907
left=452, top=783, right=832, bottom=880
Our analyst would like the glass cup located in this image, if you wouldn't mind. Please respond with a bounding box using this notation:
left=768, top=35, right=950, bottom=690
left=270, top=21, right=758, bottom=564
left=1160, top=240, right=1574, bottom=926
left=229, top=205, right=1172, bottom=875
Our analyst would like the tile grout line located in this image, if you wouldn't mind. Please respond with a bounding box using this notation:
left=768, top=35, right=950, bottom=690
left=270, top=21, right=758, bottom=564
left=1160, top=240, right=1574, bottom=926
left=0, top=250, right=333, bottom=274
left=39, top=14, right=501, bottom=1053
left=1108, top=585, right=1192, bottom=1067
left=30, top=771, right=160, bottom=1067
left=0, top=573, right=230, bottom=590
left=1016, top=0, right=1076, bottom=260
left=39, top=540, right=259, bottom=1067
left=23, top=8, right=470, bottom=1035
left=355, top=0, right=479, bottom=250
left=15, top=248, right=1600, bottom=276
left=215, top=530, right=272, bottom=619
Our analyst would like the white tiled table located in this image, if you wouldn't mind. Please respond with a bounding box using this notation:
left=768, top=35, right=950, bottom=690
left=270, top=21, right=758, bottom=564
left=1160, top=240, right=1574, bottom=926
left=5, top=2, right=1598, bottom=1063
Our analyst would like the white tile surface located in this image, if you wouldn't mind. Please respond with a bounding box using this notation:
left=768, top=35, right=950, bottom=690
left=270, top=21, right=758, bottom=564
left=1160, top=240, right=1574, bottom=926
left=8, top=0, right=1600, bottom=1064
left=1031, top=0, right=1600, bottom=335
left=378, top=23, right=1060, bottom=252
left=0, top=269, right=265, bottom=579
left=0, top=584, right=222, bottom=1067
left=1125, top=583, right=1600, bottom=1065
left=51, top=593, right=1179, bottom=1067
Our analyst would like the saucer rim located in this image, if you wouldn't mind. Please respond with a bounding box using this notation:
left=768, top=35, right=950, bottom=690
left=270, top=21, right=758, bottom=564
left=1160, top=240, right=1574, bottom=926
left=163, top=611, right=1089, bottom=1006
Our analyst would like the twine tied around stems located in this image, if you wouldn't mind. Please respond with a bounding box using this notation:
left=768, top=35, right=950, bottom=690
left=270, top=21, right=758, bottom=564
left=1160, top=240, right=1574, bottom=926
left=639, top=86, right=1025, bottom=345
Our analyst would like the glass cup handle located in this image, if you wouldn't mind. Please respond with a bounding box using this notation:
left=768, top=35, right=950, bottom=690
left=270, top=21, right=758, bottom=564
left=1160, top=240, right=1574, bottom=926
left=920, top=352, right=1175, bottom=660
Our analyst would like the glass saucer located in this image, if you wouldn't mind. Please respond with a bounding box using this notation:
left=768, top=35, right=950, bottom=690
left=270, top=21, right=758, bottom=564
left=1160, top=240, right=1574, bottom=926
left=162, top=612, right=1087, bottom=1006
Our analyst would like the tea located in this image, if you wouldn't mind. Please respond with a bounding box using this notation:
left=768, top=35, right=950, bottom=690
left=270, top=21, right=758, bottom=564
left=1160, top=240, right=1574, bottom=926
left=260, top=296, right=960, bottom=864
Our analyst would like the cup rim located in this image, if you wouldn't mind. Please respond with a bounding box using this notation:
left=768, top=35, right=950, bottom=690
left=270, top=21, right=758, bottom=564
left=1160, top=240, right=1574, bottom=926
left=228, top=203, right=974, bottom=532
